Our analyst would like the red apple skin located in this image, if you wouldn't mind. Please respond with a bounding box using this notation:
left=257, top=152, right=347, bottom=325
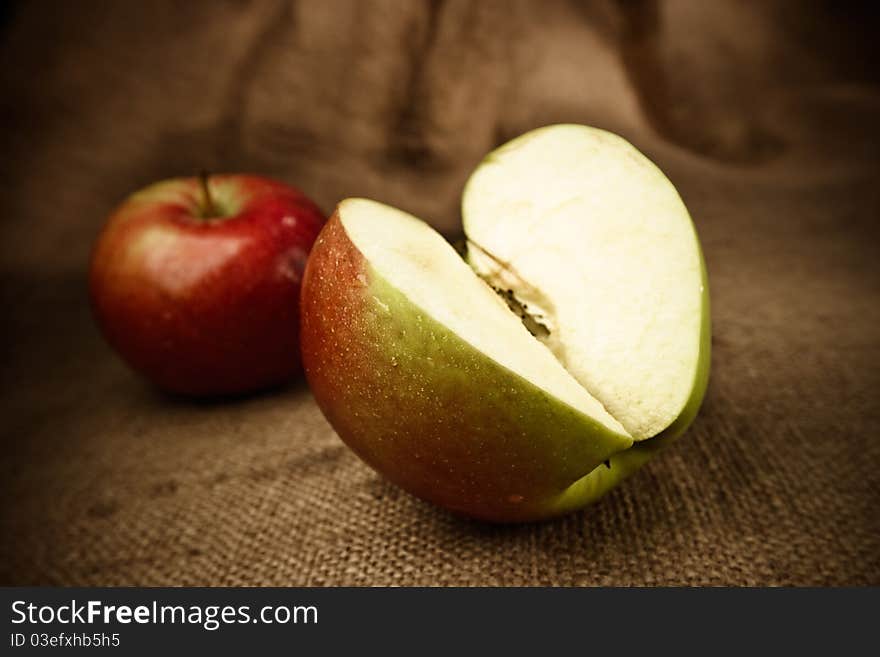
left=89, top=175, right=325, bottom=396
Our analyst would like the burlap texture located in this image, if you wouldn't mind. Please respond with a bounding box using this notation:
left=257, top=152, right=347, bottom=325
left=1, top=0, right=878, bottom=586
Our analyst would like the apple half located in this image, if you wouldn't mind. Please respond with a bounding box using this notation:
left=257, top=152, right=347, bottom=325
left=301, top=125, right=710, bottom=522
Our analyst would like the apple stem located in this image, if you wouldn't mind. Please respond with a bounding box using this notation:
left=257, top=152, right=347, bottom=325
left=198, top=170, right=217, bottom=218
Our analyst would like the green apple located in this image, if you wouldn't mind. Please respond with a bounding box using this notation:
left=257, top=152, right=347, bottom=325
left=301, top=124, right=710, bottom=522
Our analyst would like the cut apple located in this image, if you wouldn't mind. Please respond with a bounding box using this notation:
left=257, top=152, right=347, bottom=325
left=300, top=124, right=710, bottom=522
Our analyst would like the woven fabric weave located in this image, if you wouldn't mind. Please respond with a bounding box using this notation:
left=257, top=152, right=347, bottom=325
left=1, top=0, right=877, bottom=586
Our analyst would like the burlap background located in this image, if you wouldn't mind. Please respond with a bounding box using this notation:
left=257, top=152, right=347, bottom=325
left=1, top=0, right=878, bottom=585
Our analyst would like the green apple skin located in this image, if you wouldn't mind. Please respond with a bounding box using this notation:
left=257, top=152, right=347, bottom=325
left=301, top=212, right=637, bottom=522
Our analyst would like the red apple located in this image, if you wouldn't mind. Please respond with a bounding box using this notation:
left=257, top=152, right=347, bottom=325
left=89, top=174, right=325, bottom=396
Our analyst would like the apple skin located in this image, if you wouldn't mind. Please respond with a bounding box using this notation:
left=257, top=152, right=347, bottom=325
left=89, top=175, right=325, bottom=397
left=301, top=211, right=642, bottom=522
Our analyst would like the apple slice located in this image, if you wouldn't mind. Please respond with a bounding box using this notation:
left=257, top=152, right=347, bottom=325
left=464, top=124, right=709, bottom=442
left=301, top=199, right=633, bottom=520
left=301, top=125, right=710, bottom=522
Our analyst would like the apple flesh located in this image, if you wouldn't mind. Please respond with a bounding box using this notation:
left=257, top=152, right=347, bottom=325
left=90, top=174, right=325, bottom=396
left=464, top=125, right=708, bottom=441
left=301, top=125, right=710, bottom=521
